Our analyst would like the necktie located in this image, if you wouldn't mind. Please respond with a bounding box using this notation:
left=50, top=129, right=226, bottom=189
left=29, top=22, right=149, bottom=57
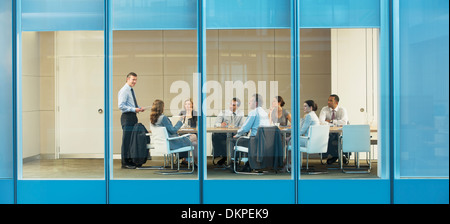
left=331, top=109, right=336, bottom=120
left=130, top=88, right=138, bottom=108
left=232, top=112, right=236, bottom=125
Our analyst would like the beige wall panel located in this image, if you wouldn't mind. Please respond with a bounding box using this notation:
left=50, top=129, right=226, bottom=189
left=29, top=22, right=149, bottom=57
left=55, top=31, right=104, bottom=57
left=113, top=30, right=163, bottom=76
left=39, top=32, right=55, bottom=77
left=300, top=74, right=331, bottom=116
left=39, top=76, right=54, bottom=111
left=22, top=76, right=40, bottom=112
left=22, top=111, right=40, bottom=158
left=274, top=29, right=291, bottom=75
left=273, top=74, right=292, bottom=111
left=22, top=32, right=40, bottom=77
left=218, top=29, right=275, bottom=76
left=163, top=30, right=197, bottom=75
left=39, top=111, right=55, bottom=155
left=206, top=29, right=219, bottom=75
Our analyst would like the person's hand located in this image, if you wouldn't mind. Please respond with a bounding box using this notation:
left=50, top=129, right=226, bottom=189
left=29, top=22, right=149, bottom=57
left=221, top=122, right=227, bottom=127
left=135, top=107, right=144, bottom=113
left=179, top=115, right=185, bottom=122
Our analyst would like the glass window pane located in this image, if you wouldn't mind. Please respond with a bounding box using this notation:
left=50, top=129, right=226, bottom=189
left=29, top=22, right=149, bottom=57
left=112, top=30, right=198, bottom=179
left=299, top=28, right=381, bottom=179
left=398, top=0, right=449, bottom=177
left=205, top=29, right=292, bottom=179
left=21, top=31, right=105, bottom=179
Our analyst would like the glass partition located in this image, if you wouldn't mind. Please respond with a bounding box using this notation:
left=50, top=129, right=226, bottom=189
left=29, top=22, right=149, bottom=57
left=299, top=28, right=380, bottom=179
left=112, top=29, right=198, bottom=179
left=21, top=31, right=105, bottom=179
left=205, top=29, right=292, bottom=179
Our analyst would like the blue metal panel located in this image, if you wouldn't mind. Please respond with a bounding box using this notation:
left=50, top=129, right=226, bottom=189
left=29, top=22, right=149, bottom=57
left=112, top=0, right=197, bottom=30
left=203, top=180, right=295, bottom=204
left=0, top=180, right=14, bottom=204
left=17, top=180, right=106, bottom=204
left=109, top=180, right=200, bottom=204
left=206, top=0, right=290, bottom=29
left=21, top=0, right=104, bottom=31
left=0, top=0, right=13, bottom=180
left=299, top=179, right=390, bottom=204
left=394, top=179, right=449, bottom=204
left=299, top=0, right=380, bottom=28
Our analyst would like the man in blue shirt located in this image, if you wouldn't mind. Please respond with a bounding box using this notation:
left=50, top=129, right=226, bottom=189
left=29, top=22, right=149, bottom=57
left=118, top=72, right=145, bottom=169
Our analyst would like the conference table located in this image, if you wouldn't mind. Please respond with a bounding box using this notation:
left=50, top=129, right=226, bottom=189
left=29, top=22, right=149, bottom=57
left=177, top=125, right=377, bottom=169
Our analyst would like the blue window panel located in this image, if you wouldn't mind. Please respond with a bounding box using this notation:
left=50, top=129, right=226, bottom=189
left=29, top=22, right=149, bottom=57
left=17, top=180, right=106, bottom=204
left=298, top=180, right=390, bottom=204
left=397, top=0, right=449, bottom=177
left=0, top=180, right=14, bottom=204
left=203, top=180, right=295, bottom=204
left=394, top=179, right=449, bottom=204
left=112, top=0, right=197, bottom=30
left=299, top=0, right=380, bottom=28
left=0, top=0, right=13, bottom=180
left=21, top=0, right=104, bottom=31
left=206, top=0, right=290, bottom=29
left=109, top=180, right=200, bottom=204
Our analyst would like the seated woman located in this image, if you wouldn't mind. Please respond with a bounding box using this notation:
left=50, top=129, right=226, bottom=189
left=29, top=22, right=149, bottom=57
left=269, top=96, right=291, bottom=126
left=179, top=98, right=198, bottom=128
left=178, top=98, right=198, bottom=161
left=299, top=100, right=320, bottom=147
left=150, top=99, right=197, bottom=165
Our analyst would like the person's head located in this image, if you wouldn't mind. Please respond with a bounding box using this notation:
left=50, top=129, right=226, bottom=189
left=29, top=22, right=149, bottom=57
left=229, top=97, right=241, bottom=112
left=126, top=72, right=138, bottom=87
left=249, top=93, right=263, bottom=110
left=272, top=96, right=285, bottom=108
left=184, top=98, right=193, bottom=111
left=150, top=99, right=164, bottom=124
left=327, top=94, right=339, bottom=109
left=303, top=100, right=318, bottom=113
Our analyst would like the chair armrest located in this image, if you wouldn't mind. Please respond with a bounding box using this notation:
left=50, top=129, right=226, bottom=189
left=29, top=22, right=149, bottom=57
left=167, top=135, right=190, bottom=141
left=180, top=133, right=193, bottom=138
left=299, top=136, right=309, bottom=140
left=234, top=136, right=250, bottom=147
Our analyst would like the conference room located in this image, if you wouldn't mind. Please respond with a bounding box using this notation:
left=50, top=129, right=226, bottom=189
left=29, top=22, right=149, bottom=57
left=20, top=26, right=380, bottom=181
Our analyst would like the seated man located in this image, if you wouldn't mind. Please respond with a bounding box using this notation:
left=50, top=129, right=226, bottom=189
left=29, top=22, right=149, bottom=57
left=212, top=97, right=244, bottom=165
left=319, top=94, right=349, bottom=164
left=233, top=93, right=270, bottom=171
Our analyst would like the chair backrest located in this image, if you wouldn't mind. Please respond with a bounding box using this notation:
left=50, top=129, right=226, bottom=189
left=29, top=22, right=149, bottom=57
left=302, top=125, right=329, bottom=154
left=149, top=125, right=170, bottom=154
left=342, top=124, right=370, bottom=153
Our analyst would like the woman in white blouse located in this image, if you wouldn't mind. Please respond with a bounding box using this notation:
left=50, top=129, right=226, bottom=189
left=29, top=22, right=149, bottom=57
left=300, top=100, right=320, bottom=147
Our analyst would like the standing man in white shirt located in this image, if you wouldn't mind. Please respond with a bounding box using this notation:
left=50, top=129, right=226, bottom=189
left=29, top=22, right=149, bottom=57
left=212, top=97, right=245, bottom=165
left=319, top=94, right=349, bottom=164
left=118, top=72, right=145, bottom=169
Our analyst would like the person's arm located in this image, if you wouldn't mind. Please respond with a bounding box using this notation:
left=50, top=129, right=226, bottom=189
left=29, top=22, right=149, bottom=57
left=214, top=111, right=225, bottom=127
left=299, top=114, right=312, bottom=136
left=337, top=107, right=349, bottom=125
left=235, top=111, right=255, bottom=137
left=118, top=90, right=135, bottom=113
left=318, top=107, right=328, bottom=124
left=162, top=116, right=182, bottom=135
